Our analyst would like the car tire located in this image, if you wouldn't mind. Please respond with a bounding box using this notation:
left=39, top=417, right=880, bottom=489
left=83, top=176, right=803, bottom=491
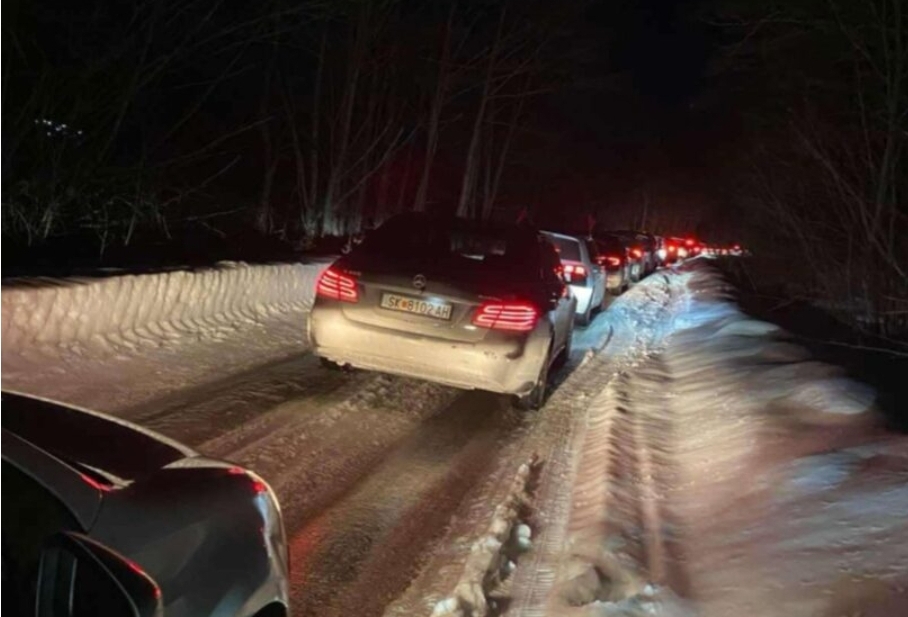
left=555, top=326, right=573, bottom=369
left=576, top=302, right=591, bottom=327
left=514, top=346, right=552, bottom=411
left=319, top=357, right=346, bottom=371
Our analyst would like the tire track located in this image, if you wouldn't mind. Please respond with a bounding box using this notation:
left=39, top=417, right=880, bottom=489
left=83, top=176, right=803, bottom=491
left=127, top=353, right=351, bottom=447
left=501, top=271, right=687, bottom=614
left=205, top=372, right=463, bottom=536
left=286, top=391, right=519, bottom=617
left=623, top=354, right=692, bottom=598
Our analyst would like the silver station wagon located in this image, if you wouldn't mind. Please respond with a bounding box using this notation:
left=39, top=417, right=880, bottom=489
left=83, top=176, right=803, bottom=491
left=308, top=213, right=576, bottom=409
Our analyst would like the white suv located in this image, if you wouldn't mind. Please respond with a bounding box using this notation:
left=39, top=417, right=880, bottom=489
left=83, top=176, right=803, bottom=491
left=542, top=231, right=607, bottom=326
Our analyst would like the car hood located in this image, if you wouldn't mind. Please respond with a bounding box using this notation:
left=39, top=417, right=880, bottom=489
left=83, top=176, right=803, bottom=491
left=1, top=391, right=197, bottom=483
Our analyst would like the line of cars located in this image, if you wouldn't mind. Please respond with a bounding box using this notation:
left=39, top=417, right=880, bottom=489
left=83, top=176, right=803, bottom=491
left=306, top=213, right=673, bottom=412
left=539, top=229, right=662, bottom=326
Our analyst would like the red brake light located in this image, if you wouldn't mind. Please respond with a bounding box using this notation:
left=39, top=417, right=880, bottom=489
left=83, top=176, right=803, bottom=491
left=228, top=466, right=269, bottom=494
left=606, top=256, right=621, bottom=267
left=316, top=267, right=359, bottom=303
left=564, top=264, right=586, bottom=276
left=472, top=301, right=538, bottom=332
left=80, top=473, right=112, bottom=492
left=630, top=247, right=643, bottom=259
left=252, top=480, right=268, bottom=494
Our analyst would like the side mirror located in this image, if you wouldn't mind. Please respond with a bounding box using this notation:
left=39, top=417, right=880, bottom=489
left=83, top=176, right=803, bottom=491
left=37, top=532, right=163, bottom=617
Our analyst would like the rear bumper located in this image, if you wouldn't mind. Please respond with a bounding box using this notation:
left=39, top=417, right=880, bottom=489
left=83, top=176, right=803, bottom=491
left=606, top=271, right=625, bottom=290
left=308, top=302, right=550, bottom=395
left=570, top=285, right=593, bottom=314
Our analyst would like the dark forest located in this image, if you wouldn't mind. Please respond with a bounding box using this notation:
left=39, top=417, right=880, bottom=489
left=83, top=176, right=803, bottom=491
left=3, top=0, right=906, bottom=336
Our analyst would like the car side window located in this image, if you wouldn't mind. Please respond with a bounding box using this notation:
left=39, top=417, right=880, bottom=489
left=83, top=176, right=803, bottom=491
left=585, top=239, right=599, bottom=262
left=2, top=460, right=81, bottom=616
left=538, top=241, right=567, bottom=296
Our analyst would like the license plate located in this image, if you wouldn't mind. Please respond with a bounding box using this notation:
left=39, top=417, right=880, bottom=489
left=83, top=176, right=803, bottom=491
left=380, top=293, right=453, bottom=320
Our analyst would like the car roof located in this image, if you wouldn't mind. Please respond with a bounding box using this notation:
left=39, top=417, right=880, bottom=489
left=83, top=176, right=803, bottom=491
left=542, top=231, right=583, bottom=243
left=1, top=391, right=195, bottom=481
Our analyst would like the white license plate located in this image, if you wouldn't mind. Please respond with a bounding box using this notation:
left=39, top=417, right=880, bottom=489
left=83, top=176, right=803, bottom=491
left=380, top=293, right=453, bottom=320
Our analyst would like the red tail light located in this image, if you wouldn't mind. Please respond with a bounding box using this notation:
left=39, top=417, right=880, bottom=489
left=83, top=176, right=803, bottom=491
left=472, top=301, right=538, bottom=332
left=597, top=255, right=622, bottom=268
left=80, top=473, right=112, bottom=492
left=563, top=263, right=588, bottom=285
left=630, top=247, right=643, bottom=259
left=316, top=267, right=359, bottom=302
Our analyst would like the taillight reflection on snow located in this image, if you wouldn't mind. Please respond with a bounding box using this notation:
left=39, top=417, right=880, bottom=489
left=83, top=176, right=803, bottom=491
left=316, top=267, right=359, bottom=303
left=472, top=301, right=538, bottom=332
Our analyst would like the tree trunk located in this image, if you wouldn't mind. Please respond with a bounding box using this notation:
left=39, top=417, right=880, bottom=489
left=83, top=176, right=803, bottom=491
left=324, top=4, right=369, bottom=234
left=414, top=3, right=455, bottom=212
left=481, top=79, right=526, bottom=220
left=307, top=28, right=327, bottom=236
left=457, top=7, right=506, bottom=219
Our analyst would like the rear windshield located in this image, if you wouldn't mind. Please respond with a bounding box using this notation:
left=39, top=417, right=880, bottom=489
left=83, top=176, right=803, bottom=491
left=544, top=235, right=582, bottom=262
left=361, top=215, right=541, bottom=265
left=595, top=237, right=626, bottom=255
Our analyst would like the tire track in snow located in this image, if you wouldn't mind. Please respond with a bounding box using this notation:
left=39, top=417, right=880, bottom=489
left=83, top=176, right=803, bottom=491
left=286, top=391, right=519, bottom=617
left=202, top=370, right=463, bottom=538
left=503, top=271, right=687, bottom=615
left=628, top=354, right=692, bottom=599
left=496, top=275, right=676, bottom=616
left=129, top=353, right=351, bottom=448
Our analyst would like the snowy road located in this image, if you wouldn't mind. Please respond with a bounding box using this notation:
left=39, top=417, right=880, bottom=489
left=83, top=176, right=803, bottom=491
left=4, top=261, right=907, bottom=616
left=110, top=298, right=617, bottom=617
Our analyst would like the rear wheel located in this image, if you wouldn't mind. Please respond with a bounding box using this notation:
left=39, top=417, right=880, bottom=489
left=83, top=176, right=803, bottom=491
left=555, top=326, right=573, bottom=369
left=514, top=346, right=552, bottom=411
left=576, top=302, right=591, bottom=327
left=319, top=357, right=352, bottom=372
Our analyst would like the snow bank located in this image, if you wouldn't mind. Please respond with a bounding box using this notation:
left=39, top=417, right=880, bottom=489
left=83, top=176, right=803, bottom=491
left=2, top=261, right=326, bottom=353
left=431, top=455, right=541, bottom=617
left=538, top=261, right=901, bottom=617
left=661, top=263, right=907, bottom=617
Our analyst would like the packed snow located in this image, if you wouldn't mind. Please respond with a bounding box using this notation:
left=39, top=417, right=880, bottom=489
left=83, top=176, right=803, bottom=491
left=2, top=257, right=906, bottom=617
left=2, top=260, right=326, bottom=410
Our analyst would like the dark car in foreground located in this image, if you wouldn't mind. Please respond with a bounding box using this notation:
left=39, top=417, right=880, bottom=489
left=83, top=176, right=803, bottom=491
left=308, top=213, right=576, bottom=409
left=1, top=391, right=289, bottom=617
